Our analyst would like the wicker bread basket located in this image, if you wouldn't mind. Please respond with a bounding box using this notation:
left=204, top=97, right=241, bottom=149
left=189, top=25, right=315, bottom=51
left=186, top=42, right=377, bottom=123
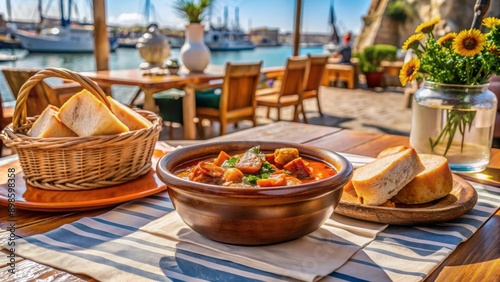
left=0, top=68, right=162, bottom=191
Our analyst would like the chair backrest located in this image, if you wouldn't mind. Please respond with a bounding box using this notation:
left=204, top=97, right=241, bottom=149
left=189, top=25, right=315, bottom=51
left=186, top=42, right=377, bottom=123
left=304, top=54, right=329, bottom=92
left=0, top=91, right=11, bottom=126
left=2, top=68, right=62, bottom=117
left=221, top=61, right=263, bottom=113
left=279, top=57, right=308, bottom=97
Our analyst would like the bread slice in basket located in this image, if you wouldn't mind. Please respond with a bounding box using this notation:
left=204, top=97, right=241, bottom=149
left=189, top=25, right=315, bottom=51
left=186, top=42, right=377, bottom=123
left=107, top=96, right=152, bottom=130
left=58, top=89, right=129, bottom=136
left=28, top=105, right=77, bottom=137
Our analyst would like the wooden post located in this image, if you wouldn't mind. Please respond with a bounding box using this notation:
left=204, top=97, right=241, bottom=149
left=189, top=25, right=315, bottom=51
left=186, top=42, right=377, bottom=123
left=293, top=0, right=302, bottom=56
left=93, top=0, right=109, bottom=71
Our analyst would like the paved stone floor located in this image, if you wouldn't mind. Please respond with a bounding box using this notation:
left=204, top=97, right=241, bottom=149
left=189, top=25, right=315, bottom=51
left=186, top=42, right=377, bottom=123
left=160, top=84, right=413, bottom=140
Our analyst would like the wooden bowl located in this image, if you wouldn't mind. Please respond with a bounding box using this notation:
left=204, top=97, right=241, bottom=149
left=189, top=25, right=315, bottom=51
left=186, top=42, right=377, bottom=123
left=156, top=141, right=353, bottom=245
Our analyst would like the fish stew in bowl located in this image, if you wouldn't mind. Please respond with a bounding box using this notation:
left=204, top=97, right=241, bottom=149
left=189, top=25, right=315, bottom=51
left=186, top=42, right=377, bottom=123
left=156, top=141, right=353, bottom=245
left=174, top=145, right=338, bottom=188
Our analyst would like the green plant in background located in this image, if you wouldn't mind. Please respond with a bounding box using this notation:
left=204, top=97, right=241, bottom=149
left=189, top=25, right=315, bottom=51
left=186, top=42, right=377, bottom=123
left=358, top=44, right=398, bottom=73
left=386, top=0, right=413, bottom=23
left=173, top=0, right=212, bottom=24
left=400, top=17, right=500, bottom=155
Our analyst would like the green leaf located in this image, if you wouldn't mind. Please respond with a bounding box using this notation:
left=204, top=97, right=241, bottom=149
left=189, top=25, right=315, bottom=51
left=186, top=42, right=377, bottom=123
left=260, top=161, right=276, bottom=175
left=222, top=156, right=238, bottom=168
left=243, top=175, right=259, bottom=185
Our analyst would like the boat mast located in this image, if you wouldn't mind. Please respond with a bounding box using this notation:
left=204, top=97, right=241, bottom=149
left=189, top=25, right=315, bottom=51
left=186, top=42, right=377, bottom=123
left=223, top=6, right=228, bottom=30
left=60, top=0, right=71, bottom=27
left=35, top=0, right=45, bottom=33
left=38, top=0, right=44, bottom=23
left=6, top=0, right=12, bottom=22
left=67, top=0, right=72, bottom=25
left=144, top=0, right=151, bottom=24
left=328, top=0, right=339, bottom=44
left=235, top=7, right=239, bottom=30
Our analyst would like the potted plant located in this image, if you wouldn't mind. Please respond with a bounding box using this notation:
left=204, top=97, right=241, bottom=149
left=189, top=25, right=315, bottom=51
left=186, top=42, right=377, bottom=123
left=386, top=0, right=413, bottom=23
left=173, top=0, right=212, bottom=73
left=358, top=44, right=398, bottom=88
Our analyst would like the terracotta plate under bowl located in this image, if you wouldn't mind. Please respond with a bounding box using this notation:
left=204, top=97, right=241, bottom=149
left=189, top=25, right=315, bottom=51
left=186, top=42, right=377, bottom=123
left=335, top=174, right=478, bottom=225
left=0, top=150, right=171, bottom=212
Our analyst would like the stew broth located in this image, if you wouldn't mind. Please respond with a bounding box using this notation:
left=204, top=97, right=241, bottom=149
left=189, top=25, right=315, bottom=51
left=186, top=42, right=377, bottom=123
left=175, top=146, right=337, bottom=188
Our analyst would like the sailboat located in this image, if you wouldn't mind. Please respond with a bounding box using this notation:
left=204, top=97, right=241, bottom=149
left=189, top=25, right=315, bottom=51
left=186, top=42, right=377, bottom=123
left=323, top=0, right=341, bottom=53
left=204, top=6, right=255, bottom=51
left=14, top=0, right=118, bottom=53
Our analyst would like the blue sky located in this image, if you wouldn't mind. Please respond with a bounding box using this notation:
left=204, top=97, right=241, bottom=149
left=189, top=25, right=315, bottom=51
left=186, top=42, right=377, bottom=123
left=2, top=0, right=371, bottom=34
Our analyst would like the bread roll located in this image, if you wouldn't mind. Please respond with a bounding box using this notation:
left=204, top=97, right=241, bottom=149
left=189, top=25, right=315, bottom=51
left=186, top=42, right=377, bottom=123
left=58, top=89, right=129, bottom=136
left=107, top=96, right=151, bottom=130
left=28, top=105, right=77, bottom=137
left=392, top=154, right=453, bottom=204
left=377, top=145, right=408, bottom=159
left=352, top=148, right=425, bottom=206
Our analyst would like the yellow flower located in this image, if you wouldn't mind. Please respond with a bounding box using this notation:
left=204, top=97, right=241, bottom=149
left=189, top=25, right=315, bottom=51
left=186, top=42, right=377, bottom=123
left=399, top=58, right=420, bottom=87
left=452, top=29, right=486, bottom=57
left=402, top=33, right=425, bottom=51
left=483, top=17, right=500, bottom=29
left=415, top=18, right=441, bottom=33
left=437, top=32, right=457, bottom=47
left=488, top=44, right=500, bottom=55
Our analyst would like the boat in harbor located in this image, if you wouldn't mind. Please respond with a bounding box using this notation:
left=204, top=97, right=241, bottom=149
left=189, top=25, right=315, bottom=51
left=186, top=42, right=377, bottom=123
left=204, top=27, right=255, bottom=51
left=13, top=0, right=118, bottom=53
left=0, top=53, right=18, bottom=62
left=204, top=6, right=255, bottom=51
left=15, top=26, right=119, bottom=53
left=118, top=36, right=183, bottom=49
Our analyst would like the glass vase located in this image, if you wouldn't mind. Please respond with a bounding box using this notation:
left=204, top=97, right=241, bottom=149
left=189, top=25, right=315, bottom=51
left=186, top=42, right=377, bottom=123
left=410, top=81, right=497, bottom=172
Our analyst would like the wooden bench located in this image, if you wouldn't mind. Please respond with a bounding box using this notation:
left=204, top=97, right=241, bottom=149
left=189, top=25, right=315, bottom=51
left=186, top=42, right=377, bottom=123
left=381, top=61, right=404, bottom=87
left=321, top=63, right=357, bottom=89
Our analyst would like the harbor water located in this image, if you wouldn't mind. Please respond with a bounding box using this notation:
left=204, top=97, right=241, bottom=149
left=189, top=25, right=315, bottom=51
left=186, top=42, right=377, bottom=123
left=0, top=46, right=325, bottom=105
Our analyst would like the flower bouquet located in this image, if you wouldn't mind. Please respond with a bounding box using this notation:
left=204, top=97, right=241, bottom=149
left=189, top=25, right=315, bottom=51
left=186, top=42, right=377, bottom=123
left=400, top=17, right=500, bottom=172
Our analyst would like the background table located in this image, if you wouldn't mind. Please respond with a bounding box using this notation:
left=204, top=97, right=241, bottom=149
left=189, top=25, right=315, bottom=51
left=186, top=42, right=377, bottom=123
left=0, top=122, right=498, bottom=281
left=81, top=69, right=223, bottom=140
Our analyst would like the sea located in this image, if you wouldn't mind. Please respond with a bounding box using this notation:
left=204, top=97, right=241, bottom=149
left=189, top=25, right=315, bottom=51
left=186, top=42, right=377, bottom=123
left=0, top=46, right=326, bottom=105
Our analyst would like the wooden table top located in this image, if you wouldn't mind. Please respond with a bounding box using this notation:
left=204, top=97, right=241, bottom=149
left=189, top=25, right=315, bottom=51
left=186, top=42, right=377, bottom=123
left=0, top=121, right=498, bottom=281
left=80, top=67, right=288, bottom=87
left=80, top=68, right=224, bottom=89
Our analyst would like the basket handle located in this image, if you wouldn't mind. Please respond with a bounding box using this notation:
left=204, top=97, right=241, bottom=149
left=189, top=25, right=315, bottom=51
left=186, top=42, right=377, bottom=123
left=13, top=67, right=110, bottom=131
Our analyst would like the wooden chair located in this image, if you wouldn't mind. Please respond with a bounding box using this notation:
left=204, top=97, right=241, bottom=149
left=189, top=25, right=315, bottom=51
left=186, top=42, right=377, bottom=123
left=195, top=61, right=263, bottom=136
left=256, top=57, right=308, bottom=122
left=2, top=68, right=83, bottom=117
left=302, top=54, right=329, bottom=117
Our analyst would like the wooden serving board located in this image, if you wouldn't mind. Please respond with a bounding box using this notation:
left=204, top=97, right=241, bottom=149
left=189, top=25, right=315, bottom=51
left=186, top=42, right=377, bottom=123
left=335, top=174, right=478, bottom=225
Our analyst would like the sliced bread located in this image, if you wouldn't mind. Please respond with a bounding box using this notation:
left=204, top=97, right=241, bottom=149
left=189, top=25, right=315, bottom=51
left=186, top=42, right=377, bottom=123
left=58, top=89, right=129, bottom=136
left=351, top=148, right=425, bottom=206
left=392, top=154, right=453, bottom=204
left=377, top=145, right=409, bottom=159
left=28, top=105, right=77, bottom=137
left=107, top=96, right=151, bottom=130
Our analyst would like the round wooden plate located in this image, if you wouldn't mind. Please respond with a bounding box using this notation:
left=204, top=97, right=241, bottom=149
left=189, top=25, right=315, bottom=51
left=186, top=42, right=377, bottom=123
left=335, top=174, right=478, bottom=225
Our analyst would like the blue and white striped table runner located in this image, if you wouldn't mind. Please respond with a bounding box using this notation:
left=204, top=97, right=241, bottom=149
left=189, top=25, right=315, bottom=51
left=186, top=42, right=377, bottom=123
left=2, top=180, right=498, bottom=282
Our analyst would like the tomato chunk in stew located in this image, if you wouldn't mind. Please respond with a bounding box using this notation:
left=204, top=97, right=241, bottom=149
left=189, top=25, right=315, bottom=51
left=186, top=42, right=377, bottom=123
left=175, top=146, right=336, bottom=187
